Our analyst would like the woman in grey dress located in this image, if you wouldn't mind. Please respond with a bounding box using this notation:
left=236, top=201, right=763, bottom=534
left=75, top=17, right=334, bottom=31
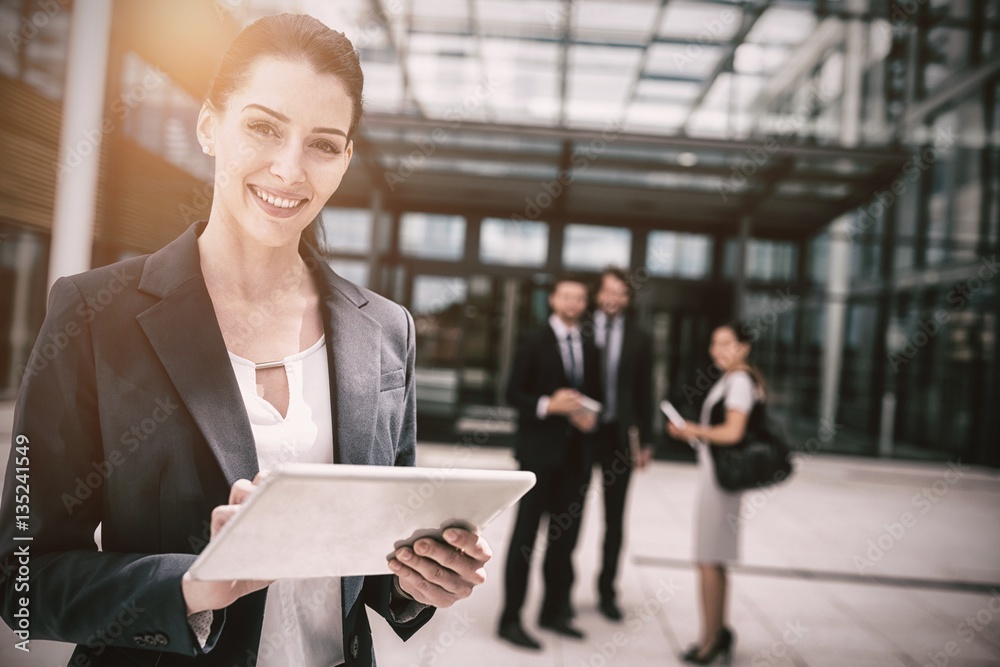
left=668, top=322, right=764, bottom=665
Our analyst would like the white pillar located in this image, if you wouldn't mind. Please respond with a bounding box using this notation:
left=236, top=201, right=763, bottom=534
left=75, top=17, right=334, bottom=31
left=47, top=0, right=114, bottom=290
left=819, top=218, right=851, bottom=426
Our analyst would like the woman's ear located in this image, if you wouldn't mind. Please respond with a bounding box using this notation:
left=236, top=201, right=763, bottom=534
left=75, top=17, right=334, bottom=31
left=344, top=139, right=354, bottom=166
left=196, top=102, right=217, bottom=156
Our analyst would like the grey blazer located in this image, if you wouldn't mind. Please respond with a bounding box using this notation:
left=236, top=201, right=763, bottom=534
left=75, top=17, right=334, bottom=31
left=0, top=221, right=433, bottom=666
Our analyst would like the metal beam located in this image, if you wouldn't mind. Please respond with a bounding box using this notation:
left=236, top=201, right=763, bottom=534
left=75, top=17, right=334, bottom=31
left=363, top=113, right=910, bottom=163
left=901, top=57, right=1000, bottom=130
left=680, top=1, right=772, bottom=134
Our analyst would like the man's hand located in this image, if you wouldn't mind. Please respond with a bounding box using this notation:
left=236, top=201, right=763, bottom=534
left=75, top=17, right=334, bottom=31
left=388, top=528, right=491, bottom=608
left=635, top=445, right=654, bottom=469
left=546, top=388, right=582, bottom=415
left=181, top=473, right=273, bottom=615
left=568, top=410, right=597, bottom=433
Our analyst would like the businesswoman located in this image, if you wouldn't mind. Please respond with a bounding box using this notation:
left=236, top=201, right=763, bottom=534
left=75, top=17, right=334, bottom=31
left=668, top=323, right=763, bottom=665
left=0, top=14, right=489, bottom=666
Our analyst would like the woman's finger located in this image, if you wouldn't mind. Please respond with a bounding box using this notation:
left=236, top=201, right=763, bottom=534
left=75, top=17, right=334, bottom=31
left=210, top=504, right=239, bottom=539
left=229, top=478, right=256, bottom=505
left=442, top=528, right=492, bottom=563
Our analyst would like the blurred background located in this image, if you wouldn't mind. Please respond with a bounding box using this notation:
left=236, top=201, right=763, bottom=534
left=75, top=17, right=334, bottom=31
left=0, top=0, right=997, bottom=467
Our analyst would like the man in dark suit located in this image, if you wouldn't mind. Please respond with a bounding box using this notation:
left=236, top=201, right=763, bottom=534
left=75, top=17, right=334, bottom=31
left=587, top=267, right=653, bottom=621
left=498, top=275, right=601, bottom=650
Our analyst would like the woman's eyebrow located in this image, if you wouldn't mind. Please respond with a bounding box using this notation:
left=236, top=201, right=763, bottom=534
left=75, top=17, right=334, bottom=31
left=242, top=103, right=347, bottom=138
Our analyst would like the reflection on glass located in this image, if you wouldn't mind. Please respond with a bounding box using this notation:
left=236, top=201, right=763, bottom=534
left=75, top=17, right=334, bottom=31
left=14, top=2, right=70, bottom=100
left=647, top=231, right=712, bottom=278
left=411, top=274, right=468, bottom=369
left=120, top=52, right=212, bottom=181
left=327, top=258, right=369, bottom=288
left=726, top=239, right=797, bottom=282
left=562, top=224, right=631, bottom=270
left=480, top=218, right=548, bottom=266
left=400, top=213, right=466, bottom=260
left=320, top=207, right=372, bottom=255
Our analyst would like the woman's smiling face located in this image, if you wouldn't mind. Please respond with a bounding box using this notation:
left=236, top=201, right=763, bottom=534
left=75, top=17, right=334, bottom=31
left=198, top=57, right=355, bottom=248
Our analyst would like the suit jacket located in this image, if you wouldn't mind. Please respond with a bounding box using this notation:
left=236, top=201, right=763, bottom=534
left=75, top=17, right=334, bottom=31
left=600, top=315, right=653, bottom=453
left=0, top=221, right=433, bottom=666
left=505, top=323, right=602, bottom=468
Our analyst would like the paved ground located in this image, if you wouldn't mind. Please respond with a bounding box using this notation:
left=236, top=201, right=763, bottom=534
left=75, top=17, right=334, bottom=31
left=1, top=400, right=999, bottom=666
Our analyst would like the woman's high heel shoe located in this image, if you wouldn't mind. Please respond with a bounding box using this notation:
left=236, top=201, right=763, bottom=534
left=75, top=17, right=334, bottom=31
left=680, top=626, right=735, bottom=665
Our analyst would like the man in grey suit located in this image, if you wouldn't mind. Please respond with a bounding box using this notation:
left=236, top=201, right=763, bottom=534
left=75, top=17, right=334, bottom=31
left=588, top=267, right=653, bottom=621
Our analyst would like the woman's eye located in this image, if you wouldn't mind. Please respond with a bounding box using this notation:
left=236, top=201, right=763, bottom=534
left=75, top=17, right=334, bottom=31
left=314, top=140, right=341, bottom=155
left=247, top=120, right=277, bottom=137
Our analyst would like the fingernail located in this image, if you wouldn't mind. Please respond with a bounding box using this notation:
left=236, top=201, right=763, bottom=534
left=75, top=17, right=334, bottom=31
left=398, top=548, right=412, bottom=561
left=389, top=560, right=401, bottom=571
left=444, top=529, right=459, bottom=543
left=415, top=540, right=430, bottom=554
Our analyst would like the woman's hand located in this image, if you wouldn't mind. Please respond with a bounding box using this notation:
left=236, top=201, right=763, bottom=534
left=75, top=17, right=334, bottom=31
left=181, top=473, right=273, bottom=615
left=388, top=528, right=491, bottom=608
left=667, top=422, right=702, bottom=443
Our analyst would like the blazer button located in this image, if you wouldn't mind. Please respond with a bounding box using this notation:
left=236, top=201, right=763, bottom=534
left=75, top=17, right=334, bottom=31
left=350, top=635, right=359, bottom=658
left=154, top=632, right=169, bottom=645
left=132, top=634, right=146, bottom=646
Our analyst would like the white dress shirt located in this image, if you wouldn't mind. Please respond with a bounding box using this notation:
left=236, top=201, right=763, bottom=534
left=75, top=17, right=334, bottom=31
left=228, top=335, right=344, bottom=667
left=536, top=314, right=585, bottom=419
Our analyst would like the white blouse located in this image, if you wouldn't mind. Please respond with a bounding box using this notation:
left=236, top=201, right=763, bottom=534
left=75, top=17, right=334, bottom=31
left=228, top=335, right=344, bottom=667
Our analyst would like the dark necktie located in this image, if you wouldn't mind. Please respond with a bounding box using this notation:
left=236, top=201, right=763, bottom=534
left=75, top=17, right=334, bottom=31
left=566, top=333, right=580, bottom=388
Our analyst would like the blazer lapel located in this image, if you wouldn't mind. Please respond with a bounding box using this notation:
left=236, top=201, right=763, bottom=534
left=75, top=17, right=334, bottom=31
left=136, top=222, right=258, bottom=487
left=304, top=244, right=382, bottom=466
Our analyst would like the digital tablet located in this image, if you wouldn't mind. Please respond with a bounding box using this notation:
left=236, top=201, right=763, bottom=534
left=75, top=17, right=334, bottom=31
left=188, top=464, right=536, bottom=581
left=660, top=400, right=687, bottom=428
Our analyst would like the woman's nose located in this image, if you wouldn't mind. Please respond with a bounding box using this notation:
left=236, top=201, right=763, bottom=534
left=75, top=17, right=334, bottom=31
left=269, top=141, right=306, bottom=184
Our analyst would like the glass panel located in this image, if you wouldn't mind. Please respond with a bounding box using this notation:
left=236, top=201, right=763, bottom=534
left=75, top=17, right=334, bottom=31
left=0, top=223, right=50, bottom=396
left=745, top=7, right=816, bottom=45
left=479, top=218, right=548, bottom=266
left=327, top=258, right=369, bottom=288
left=120, top=52, right=212, bottom=181
left=837, top=301, right=879, bottom=437
left=19, top=2, right=70, bottom=100
left=658, top=2, right=743, bottom=41
left=926, top=95, right=982, bottom=265
left=320, top=208, right=372, bottom=255
left=646, top=231, right=712, bottom=278
left=562, top=224, right=631, bottom=271
left=573, top=0, right=658, bottom=42
left=400, top=213, right=466, bottom=260
left=727, top=239, right=798, bottom=281
left=645, top=43, right=725, bottom=78
left=0, top=1, right=21, bottom=79
left=410, top=275, right=468, bottom=416
left=923, top=26, right=970, bottom=97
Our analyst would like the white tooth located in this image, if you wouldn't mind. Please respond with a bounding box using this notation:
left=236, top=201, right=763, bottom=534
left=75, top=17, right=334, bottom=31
left=277, top=198, right=288, bottom=208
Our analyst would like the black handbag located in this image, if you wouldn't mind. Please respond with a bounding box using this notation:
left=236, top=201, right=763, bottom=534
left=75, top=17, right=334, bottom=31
left=708, top=382, right=794, bottom=492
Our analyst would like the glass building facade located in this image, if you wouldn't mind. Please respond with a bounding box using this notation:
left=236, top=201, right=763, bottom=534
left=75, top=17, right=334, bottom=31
left=0, top=0, right=997, bottom=466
